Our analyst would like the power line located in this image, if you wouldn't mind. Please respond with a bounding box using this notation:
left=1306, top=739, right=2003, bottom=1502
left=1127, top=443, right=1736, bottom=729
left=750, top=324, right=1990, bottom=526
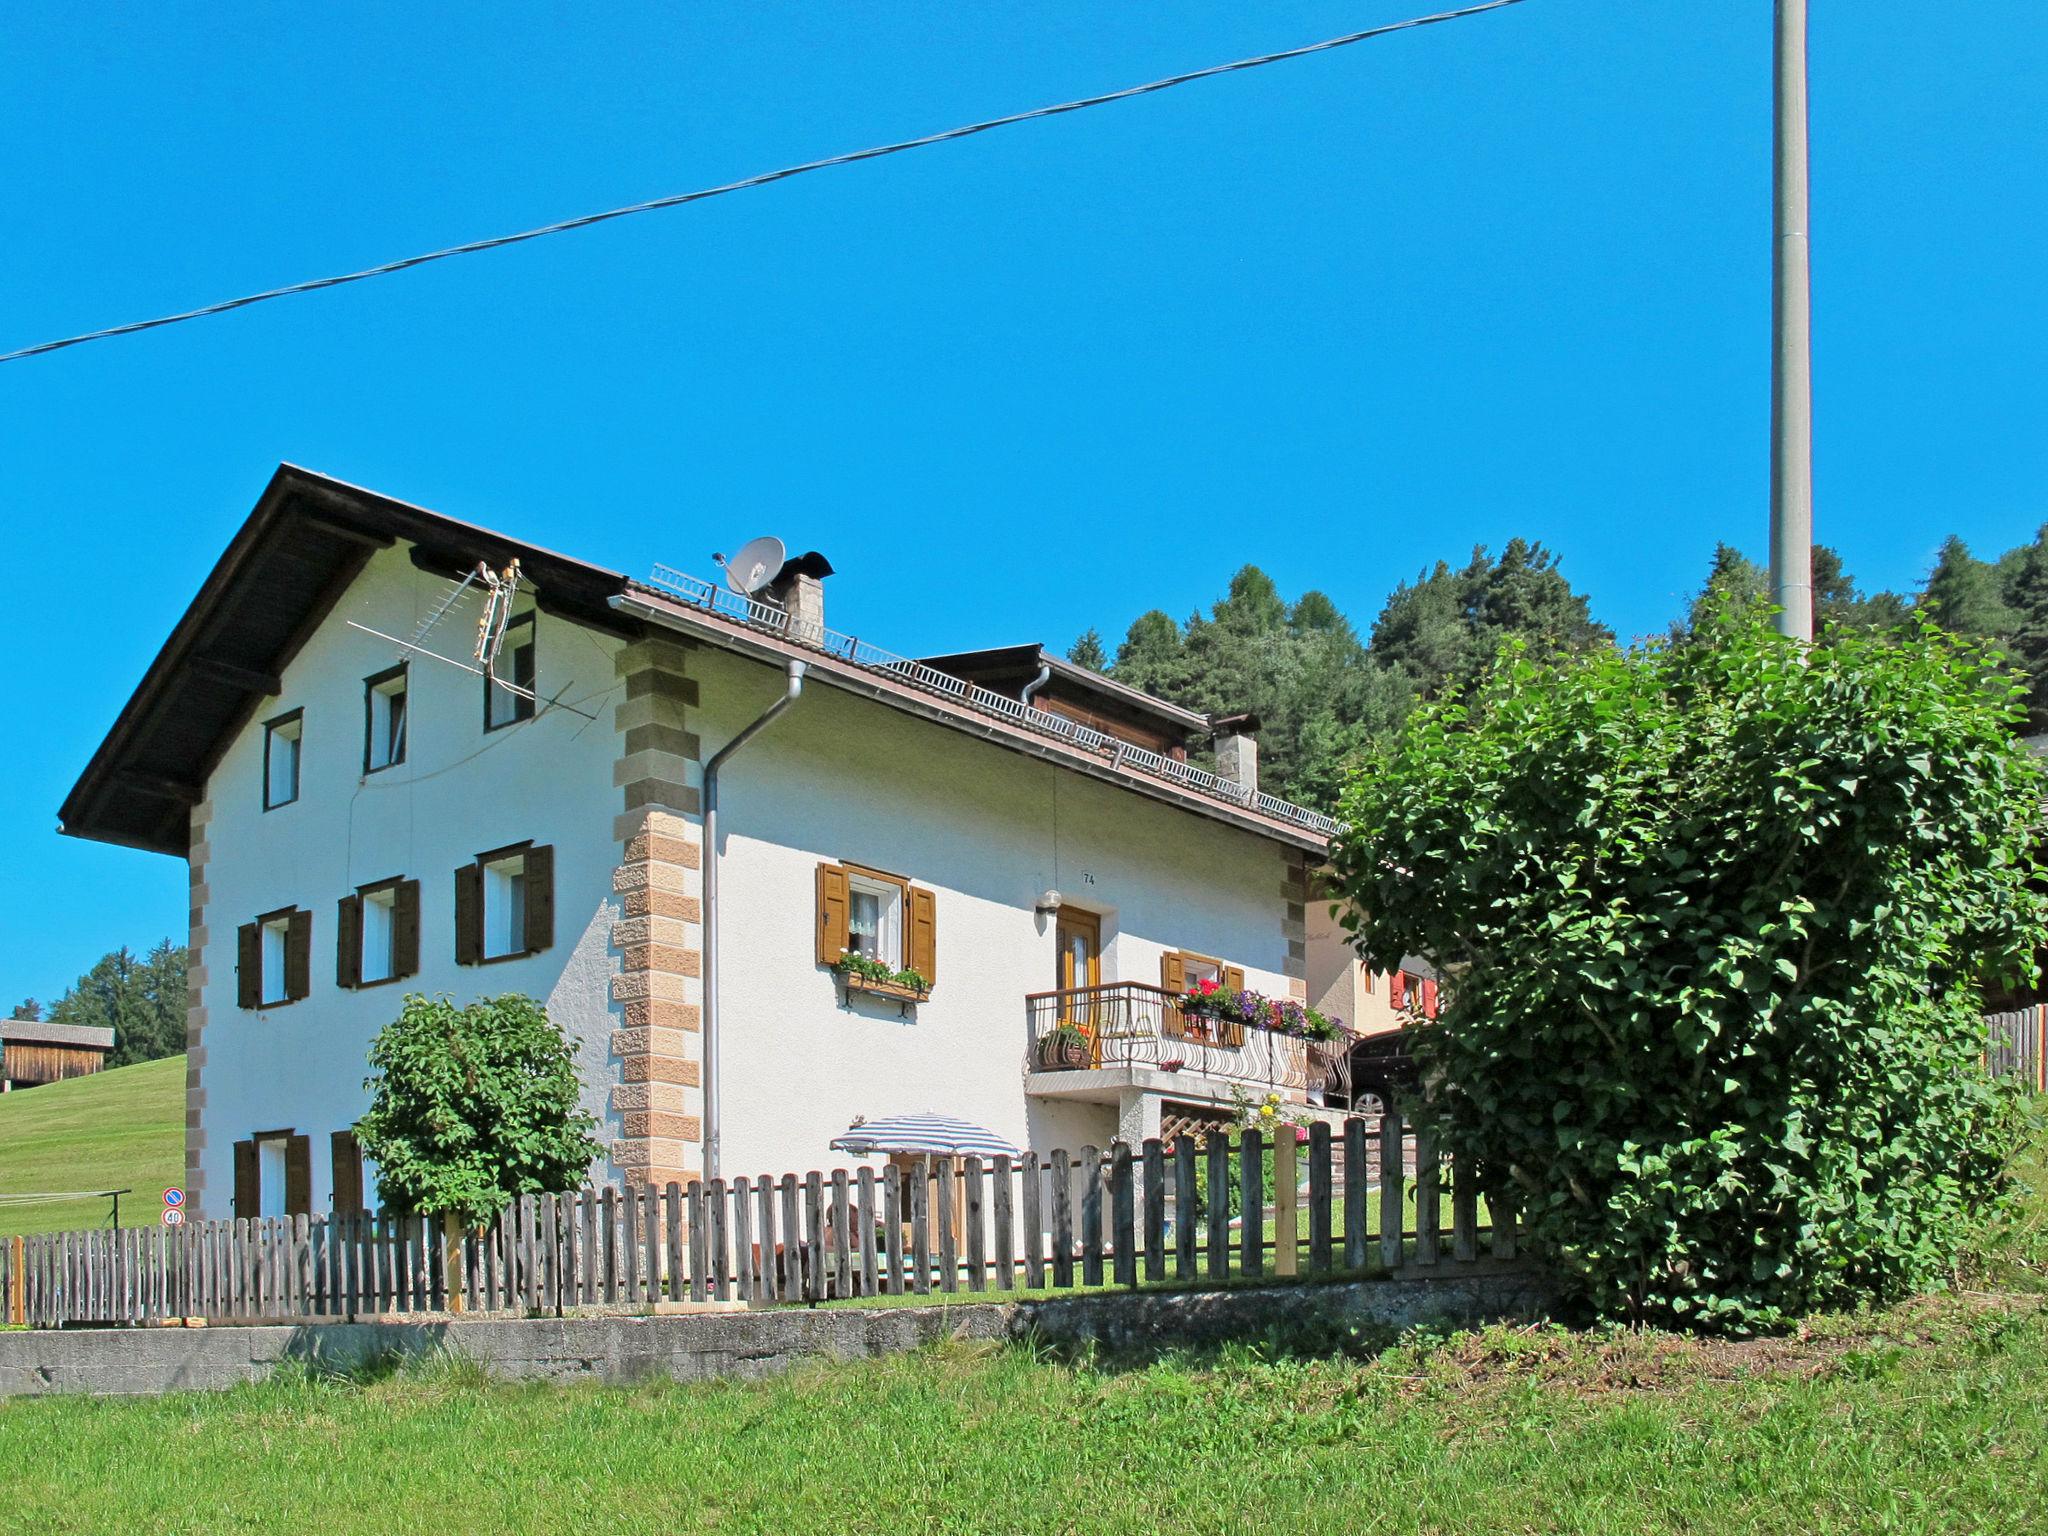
left=0, top=1, right=1527, bottom=366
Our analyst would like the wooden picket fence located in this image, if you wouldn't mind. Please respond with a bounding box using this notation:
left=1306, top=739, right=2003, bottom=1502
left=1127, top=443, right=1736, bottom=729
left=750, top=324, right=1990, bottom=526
left=2, top=1114, right=1518, bottom=1330
left=1986, top=1006, right=2048, bottom=1093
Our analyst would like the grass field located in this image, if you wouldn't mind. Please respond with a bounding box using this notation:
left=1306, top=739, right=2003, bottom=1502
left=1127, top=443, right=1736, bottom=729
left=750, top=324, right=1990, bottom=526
left=0, top=1055, right=183, bottom=1237
left=0, top=1128, right=2042, bottom=1533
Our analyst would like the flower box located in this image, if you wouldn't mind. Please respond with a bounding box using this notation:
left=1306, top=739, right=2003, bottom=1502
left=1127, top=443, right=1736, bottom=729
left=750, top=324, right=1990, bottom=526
left=1037, top=1028, right=1092, bottom=1071
left=842, top=973, right=930, bottom=1004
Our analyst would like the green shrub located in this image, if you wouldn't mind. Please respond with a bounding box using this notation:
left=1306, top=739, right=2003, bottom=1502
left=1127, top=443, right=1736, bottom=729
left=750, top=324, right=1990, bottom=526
left=356, top=993, right=602, bottom=1226
left=1328, top=608, right=2048, bottom=1330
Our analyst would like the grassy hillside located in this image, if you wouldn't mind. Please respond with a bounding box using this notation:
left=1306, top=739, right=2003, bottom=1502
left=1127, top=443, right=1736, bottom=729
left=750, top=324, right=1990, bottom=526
left=0, top=1054, right=183, bottom=1237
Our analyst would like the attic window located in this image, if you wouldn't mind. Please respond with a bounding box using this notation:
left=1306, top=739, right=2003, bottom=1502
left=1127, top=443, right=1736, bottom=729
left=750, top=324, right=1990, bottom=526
left=363, top=664, right=407, bottom=773
left=263, top=710, right=302, bottom=809
left=484, top=612, right=536, bottom=731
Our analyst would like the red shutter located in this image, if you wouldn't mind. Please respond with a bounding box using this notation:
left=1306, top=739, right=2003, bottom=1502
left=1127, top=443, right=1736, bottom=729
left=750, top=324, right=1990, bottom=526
left=1390, top=972, right=1408, bottom=1011
left=1421, top=979, right=1439, bottom=1019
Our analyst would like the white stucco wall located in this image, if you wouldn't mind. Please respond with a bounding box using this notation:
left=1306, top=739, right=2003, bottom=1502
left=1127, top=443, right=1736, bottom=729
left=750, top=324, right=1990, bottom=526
left=194, top=545, right=625, bottom=1218
left=193, top=545, right=1309, bottom=1213
left=692, top=646, right=1297, bottom=1178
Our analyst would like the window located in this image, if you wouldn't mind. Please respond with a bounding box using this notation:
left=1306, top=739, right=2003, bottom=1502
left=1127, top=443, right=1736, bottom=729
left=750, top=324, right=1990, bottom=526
left=337, top=877, right=419, bottom=988
left=233, top=1131, right=310, bottom=1218
left=484, top=611, right=536, bottom=730
left=455, top=842, right=554, bottom=964
left=363, top=664, right=407, bottom=772
left=237, top=907, right=311, bottom=1008
left=263, top=709, right=302, bottom=809
left=815, top=861, right=938, bottom=984
left=847, top=873, right=904, bottom=963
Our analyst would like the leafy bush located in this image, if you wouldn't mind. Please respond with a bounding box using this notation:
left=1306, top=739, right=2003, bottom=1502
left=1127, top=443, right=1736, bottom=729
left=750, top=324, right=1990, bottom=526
left=1328, top=608, right=2048, bottom=1330
left=356, top=993, right=602, bottom=1226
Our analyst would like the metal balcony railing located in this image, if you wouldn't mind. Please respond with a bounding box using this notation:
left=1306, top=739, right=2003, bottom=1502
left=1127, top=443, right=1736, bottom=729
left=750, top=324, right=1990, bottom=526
left=1025, top=982, right=1360, bottom=1099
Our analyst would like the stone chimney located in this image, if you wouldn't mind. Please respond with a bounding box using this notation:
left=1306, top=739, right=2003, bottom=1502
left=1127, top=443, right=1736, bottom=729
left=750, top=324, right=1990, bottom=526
left=1211, top=712, right=1261, bottom=799
left=764, top=552, right=834, bottom=646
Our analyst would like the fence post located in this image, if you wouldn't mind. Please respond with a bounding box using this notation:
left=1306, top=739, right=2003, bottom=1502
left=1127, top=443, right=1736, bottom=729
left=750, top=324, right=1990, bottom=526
left=1079, top=1145, right=1104, bottom=1287
left=1380, top=1109, right=1405, bottom=1271
left=1048, top=1149, right=1073, bottom=1289
left=805, top=1171, right=827, bottom=1302
left=1019, top=1153, right=1043, bottom=1290
left=1273, top=1129, right=1298, bottom=1278
left=779, top=1175, right=803, bottom=1298
left=1110, top=1143, right=1136, bottom=1288
left=1141, top=1138, right=1165, bottom=1284
left=1239, top=1131, right=1264, bottom=1278
left=443, top=1214, right=467, bottom=1313
left=1452, top=1154, right=1480, bottom=1264
left=1342, top=1117, right=1367, bottom=1270
left=990, top=1155, right=1013, bottom=1292
left=1205, top=1137, right=1229, bottom=1281
left=832, top=1169, right=854, bottom=1299
left=884, top=1165, right=905, bottom=1294
left=8, top=1235, right=23, bottom=1327
left=933, top=1158, right=958, bottom=1295
left=856, top=1167, right=879, bottom=1297
left=962, top=1157, right=986, bottom=1293
left=908, top=1162, right=931, bottom=1295
left=1414, top=1127, right=1441, bottom=1268
left=1308, top=1120, right=1333, bottom=1274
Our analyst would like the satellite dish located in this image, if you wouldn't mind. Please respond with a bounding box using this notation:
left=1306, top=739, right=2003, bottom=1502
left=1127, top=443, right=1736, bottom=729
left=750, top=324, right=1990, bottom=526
left=714, top=535, right=786, bottom=596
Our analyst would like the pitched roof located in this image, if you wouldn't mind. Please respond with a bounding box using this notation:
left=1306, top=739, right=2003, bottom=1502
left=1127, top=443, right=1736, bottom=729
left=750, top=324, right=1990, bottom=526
left=63, top=466, right=1333, bottom=856
left=1, top=1019, right=115, bottom=1050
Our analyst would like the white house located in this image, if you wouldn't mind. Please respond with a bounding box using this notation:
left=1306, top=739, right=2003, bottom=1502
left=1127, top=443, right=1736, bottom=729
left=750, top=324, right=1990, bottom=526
left=62, top=466, right=1346, bottom=1221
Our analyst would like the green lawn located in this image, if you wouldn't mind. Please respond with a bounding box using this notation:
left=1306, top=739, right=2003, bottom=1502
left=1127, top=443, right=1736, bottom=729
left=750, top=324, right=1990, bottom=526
left=0, top=1055, right=183, bottom=1237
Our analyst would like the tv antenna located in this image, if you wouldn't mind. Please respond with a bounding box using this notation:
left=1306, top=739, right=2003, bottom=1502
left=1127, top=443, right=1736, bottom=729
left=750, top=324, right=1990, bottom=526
left=713, top=536, right=785, bottom=598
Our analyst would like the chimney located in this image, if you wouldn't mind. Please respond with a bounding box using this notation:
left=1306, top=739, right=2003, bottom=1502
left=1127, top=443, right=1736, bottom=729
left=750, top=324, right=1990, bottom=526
left=764, top=551, right=834, bottom=646
left=1211, top=712, right=1260, bottom=799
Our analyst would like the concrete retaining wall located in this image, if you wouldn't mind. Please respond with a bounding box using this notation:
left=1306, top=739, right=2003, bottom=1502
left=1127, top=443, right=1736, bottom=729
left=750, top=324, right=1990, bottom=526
left=0, top=1268, right=1561, bottom=1399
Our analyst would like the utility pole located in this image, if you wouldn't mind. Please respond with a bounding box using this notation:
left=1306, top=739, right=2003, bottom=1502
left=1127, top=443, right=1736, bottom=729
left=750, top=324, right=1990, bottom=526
left=1769, top=0, right=1814, bottom=641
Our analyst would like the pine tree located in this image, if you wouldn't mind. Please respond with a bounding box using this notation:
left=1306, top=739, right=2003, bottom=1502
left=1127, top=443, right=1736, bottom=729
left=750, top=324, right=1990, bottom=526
left=1066, top=629, right=1109, bottom=672
left=1922, top=535, right=2017, bottom=639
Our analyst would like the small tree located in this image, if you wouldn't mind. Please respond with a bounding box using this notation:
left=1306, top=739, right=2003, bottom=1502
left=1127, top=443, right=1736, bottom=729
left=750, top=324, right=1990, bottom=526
left=356, top=993, right=602, bottom=1227
left=1328, top=608, right=2048, bottom=1331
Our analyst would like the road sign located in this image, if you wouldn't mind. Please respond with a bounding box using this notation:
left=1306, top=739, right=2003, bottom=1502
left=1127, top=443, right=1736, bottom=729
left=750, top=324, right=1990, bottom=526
left=163, top=1187, right=185, bottom=1208
left=161, top=1207, right=185, bottom=1227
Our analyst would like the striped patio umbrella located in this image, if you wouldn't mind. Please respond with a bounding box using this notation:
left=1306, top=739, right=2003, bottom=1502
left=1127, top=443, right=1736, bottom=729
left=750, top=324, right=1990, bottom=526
left=829, top=1113, right=1020, bottom=1159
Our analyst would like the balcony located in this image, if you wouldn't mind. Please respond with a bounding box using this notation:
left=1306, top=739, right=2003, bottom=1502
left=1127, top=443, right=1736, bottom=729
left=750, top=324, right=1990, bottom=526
left=1025, top=982, right=1355, bottom=1105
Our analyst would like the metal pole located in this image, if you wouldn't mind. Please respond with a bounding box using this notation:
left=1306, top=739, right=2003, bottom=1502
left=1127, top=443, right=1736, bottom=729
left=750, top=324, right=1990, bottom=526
left=1769, top=0, right=1814, bottom=641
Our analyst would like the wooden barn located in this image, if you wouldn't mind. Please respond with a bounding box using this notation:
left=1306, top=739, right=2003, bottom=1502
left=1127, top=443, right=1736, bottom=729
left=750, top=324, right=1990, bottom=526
left=0, top=1019, right=115, bottom=1091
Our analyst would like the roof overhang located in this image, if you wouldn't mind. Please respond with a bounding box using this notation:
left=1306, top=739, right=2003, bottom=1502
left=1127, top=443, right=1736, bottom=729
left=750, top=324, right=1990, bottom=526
left=59, top=465, right=635, bottom=856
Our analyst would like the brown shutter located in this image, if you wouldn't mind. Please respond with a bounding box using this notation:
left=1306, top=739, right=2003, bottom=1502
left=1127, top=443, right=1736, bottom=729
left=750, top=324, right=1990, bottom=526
left=237, top=924, right=261, bottom=1009
left=335, top=895, right=362, bottom=989
left=233, top=1139, right=258, bottom=1215
left=285, top=909, right=312, bottom=1001
left=1159, top=950, right=1187, bottom=995
left=816, top=863, right=850, bottom=965
left=1223, top=964, right=1246, bottom=992
left=454, top=861, right=482, bottom=965
left=330, top=1131, right=364, bottom=1215
left=907, top=886, right=937, bottom=983
left=284, top=1134, right=312, bottom=1217
left=524, top=843, right=555, bottom=954
left=393, top=879, right=421, bottom=978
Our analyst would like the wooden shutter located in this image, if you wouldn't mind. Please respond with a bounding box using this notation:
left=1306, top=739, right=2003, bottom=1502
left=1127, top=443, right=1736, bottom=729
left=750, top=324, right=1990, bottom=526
left=330, top=1131, right=364, bottom=1215
left=284, top=1134, right=312, bottom=1217
left=524, top=843, right=555, bottom=954
left=1223, top=964, right=1246, bottom=992
left=232, top=1139, right=258, bottom=1215
left=1159, top=950, right=1187, bottom=995
left=393, top=879, right=421, bottom=978
left=816, top=863, right=850, bottom=965
left=907, top=886, right=937, bottom=982
left=236, top=923, right=261, bottom=1009
left=285, top=909, right=312, bottom=1001
left=1390, top=972, right=1408, bottom=1011
left=454, top=861, right=482, bottom=965
left=1421, top=978, right=1439, bottom=1019
left=335, top=895, right=362, bottom=989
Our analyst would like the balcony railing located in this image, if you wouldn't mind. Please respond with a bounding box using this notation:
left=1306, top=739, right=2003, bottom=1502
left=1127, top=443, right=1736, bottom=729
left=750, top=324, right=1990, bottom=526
left=1025, top=982, right=1356, bottom=1098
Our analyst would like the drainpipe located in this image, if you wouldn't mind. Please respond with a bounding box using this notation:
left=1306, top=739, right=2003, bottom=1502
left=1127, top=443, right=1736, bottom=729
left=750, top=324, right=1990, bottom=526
left=701, top=658, right=807, bottom=1182
left=1019, top=662, right=1052, bottom=707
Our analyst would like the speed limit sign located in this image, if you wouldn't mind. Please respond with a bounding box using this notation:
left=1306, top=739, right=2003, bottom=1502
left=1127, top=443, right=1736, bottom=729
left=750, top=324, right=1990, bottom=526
left=161, top=1207, right=185, bottom=1227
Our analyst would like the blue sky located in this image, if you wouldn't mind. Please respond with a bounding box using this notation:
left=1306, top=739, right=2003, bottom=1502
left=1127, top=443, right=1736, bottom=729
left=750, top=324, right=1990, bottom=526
left=2, top=2, right=2043, bottom=1005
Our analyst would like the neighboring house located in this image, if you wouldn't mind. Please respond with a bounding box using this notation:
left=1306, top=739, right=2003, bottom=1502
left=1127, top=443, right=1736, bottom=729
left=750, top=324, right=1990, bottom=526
left=61, top=466, right=1338, bottom=1221
left=0, top=1019, right=115, bottom=1091
left=1304, top=898, right=1440, bottom=1038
